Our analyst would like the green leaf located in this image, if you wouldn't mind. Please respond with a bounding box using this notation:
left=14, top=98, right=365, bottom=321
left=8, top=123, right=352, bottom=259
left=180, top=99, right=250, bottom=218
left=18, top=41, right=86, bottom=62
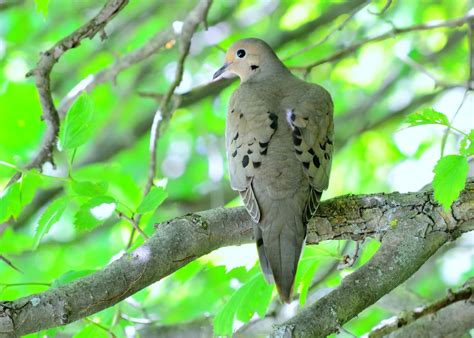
left=0, top=227, right=34, bottom=254
left=33, top=196, right=68, bottom=249
left=35, top=0, right=49, bottom=17
left=74, top=196, right=116, bottom=231
left=137, top=186, right=168, bottom=214
left=460, top=130, right=474, bottom=156
left=74, top=324, right=108, bottom=338
left=433, top=155, right=468, bottom=211
left=0, top=182, right=21, bottom=223
left=405, top=108, right=450, bottom=127
left=59, top=93, right=93, bottom=150
left=214, top=272, right=273, bottom=336
left=70, top=180, right=108, bottom=197
left=52, top=269, right=96, bottom=288
left=20, top=170, right=43, bottom=206
left=298, top=259, right=319, bottom=306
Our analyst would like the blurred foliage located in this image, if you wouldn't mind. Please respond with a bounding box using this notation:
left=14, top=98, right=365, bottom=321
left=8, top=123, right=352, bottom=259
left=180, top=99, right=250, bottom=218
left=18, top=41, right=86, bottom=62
left=0, top=0, right=473, bottom=337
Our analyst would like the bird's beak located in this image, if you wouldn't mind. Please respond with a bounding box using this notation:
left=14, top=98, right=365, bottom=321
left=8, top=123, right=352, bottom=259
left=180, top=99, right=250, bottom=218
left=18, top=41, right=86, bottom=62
left=213, top=62, right=229, bottom=81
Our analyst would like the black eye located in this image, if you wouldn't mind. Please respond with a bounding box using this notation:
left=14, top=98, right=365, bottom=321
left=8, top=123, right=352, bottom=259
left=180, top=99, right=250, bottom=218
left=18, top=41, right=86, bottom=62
left=236, top=49, right=246, bottom=58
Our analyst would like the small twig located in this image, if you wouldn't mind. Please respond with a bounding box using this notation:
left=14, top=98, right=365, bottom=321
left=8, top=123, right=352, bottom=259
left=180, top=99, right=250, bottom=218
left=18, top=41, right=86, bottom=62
left=468, top=11, right=474, bottom=89
left=0, top=255, right=22, bottom=273
left=337, top=325, right=357, bottom=338
left=84, top=317, right=117, bottom=338
left=368, top=0, right=393, bottom=16
left=369, top=277, right=474, bottom=337
left=284, top=1, right=369, bottom=61
left=116, top=212, right=149, bottom=241
left=440, top=89, right=470, bottom=156
left=6, top=0, right=129, bottom=188
left=397, top=55, right=453, bottom=88
left=145, top=0, right=212, bottom=195
left=294, top=13, right=474, bottom=73
left=338, top=240, right=362, bottom=269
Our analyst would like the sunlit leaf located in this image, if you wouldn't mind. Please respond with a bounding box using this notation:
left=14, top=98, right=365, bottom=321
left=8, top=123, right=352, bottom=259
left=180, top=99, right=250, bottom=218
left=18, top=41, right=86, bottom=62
left=0, top=182, right=21, bottom=223
left=214, top=272, right=273, bottom=336
left=70, top=180, right=108, bottom=197
left=433, top=155, right=468, bottom=211
left=59, top=93, right=93, bottom=150
left=74, top=196, right=116, bottom=231
left=0, top=228, right=34, bottom=254
left=20, top=170, right=43, bottom=206
left=35, top=0, right=49, bottom=17
left=33, top=196, right=68, bottom=249
left=460, top=129, right=474, bottom=156
left=298, top=259, right=319, bottom=306
left=405, top=108, right=450, bottom=127
left=137, top=186, right=168, bottom=214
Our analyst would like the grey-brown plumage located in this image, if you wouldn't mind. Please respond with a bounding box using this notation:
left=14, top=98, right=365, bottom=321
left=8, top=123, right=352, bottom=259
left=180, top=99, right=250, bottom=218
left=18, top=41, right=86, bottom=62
left=213, top=38, right=334, bottom=303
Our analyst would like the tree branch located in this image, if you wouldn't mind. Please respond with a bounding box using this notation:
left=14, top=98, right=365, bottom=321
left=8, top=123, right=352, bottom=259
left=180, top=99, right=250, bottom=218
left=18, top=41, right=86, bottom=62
left=7, top=0, right=129, bottom=187
left=369, top=277, right=474, bottom=337
left=145, top=0, right=212, bottom=194
left=271, top=182, right=474, bottom=337
left=294, top=13, right=474, bottom=72
left=1, top=181, right=473, bottom=336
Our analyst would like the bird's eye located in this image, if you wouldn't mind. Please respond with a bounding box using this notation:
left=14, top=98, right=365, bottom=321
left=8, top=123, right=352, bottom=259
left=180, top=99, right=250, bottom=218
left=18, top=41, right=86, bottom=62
left=236, top=49, right=246, bottom=58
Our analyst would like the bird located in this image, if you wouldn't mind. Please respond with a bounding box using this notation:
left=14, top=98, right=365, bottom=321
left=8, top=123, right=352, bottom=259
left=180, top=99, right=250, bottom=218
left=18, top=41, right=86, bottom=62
left=213, top=38, right=334, bottom=303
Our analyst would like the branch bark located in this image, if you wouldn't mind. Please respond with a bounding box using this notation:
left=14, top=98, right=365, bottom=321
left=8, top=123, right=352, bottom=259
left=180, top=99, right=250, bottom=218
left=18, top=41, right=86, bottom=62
left=7, top=0, right=129, bottom=186
left=0, top=181, right=473, bottom=336
left=271, top=182, right=474, bottom=337
left=369, top=277, right=474, bottom=337
left=294, top=12, right=474, bottom=72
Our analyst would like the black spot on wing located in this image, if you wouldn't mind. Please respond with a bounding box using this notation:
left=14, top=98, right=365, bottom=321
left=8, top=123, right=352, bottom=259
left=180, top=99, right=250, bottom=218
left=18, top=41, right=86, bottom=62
left=247, top=149, right=253, bottom=154
left=270, top=120, right=278, bottom=130
left=313, top=155, right=321, bottom=168
left=308, top=148, right=315, bottom=155
left=253, top=161, right=261, bottom=168
left=259, top=141, right=270, bottom=156
left=302, top=162, right=310, bottom=169
left=324, top=153, right=330, bottom=160
left=233, top=132, right=239, bottom=141
left=232, top=150, right=237, bottom=157
left=293, top=133, right=302, bottom=146
left=242, top=155, right=249, bottom=168
left=257, top=238, right=263, bottom=247
left=251, top=65, right=259, bottom=70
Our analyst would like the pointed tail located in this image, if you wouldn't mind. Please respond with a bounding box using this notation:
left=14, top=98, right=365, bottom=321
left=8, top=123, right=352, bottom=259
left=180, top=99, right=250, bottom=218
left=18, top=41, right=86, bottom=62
left=256, top=203, right=306, bottom=303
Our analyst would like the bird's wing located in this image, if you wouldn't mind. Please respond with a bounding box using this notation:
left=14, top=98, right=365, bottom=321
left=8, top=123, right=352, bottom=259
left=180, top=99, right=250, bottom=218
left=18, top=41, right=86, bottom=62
left=226, top=90, right=278, bottom=223
left=288, top=85, right=334, bottom=224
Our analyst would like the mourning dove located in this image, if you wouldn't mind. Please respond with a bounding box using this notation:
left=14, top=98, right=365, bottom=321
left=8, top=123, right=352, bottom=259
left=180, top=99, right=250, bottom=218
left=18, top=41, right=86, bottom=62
left=213, top=38, right=334, bottom=303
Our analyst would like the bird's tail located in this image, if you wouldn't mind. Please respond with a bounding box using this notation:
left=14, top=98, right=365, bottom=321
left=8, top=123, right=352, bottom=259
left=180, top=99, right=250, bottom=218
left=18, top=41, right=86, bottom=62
left=256, top=200, right=306, bottom=303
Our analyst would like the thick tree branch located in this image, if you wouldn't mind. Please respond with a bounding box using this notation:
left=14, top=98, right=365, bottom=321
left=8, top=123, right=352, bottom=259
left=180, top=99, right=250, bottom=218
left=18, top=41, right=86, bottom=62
left=7, top=0, right=129, bottom=186
left=271, top=183, right=474, bottom=337
left=386, top=300, right=474, bottom=337
left=369, top=277, right=474, bottom=337
left=1, top=182, right=473, bottom=336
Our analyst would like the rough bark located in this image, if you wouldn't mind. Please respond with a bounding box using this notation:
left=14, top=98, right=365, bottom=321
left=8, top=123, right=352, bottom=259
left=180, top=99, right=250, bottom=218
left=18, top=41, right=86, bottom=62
left=0, top=181, right=473, bottom=337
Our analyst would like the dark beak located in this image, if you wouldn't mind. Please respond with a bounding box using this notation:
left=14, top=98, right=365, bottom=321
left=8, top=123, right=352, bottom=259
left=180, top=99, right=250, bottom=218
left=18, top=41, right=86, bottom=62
left=213, top=63, right=229, bottom=80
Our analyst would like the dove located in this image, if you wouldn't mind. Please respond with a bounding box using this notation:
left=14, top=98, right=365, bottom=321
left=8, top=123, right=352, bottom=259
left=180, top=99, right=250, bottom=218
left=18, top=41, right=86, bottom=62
left=213, top=38, right=334, bottom=303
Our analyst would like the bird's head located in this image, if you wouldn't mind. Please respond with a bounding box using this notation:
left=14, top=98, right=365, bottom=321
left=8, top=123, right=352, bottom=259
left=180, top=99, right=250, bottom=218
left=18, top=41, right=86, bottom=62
left=213, top=38, right=284, bottom=82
